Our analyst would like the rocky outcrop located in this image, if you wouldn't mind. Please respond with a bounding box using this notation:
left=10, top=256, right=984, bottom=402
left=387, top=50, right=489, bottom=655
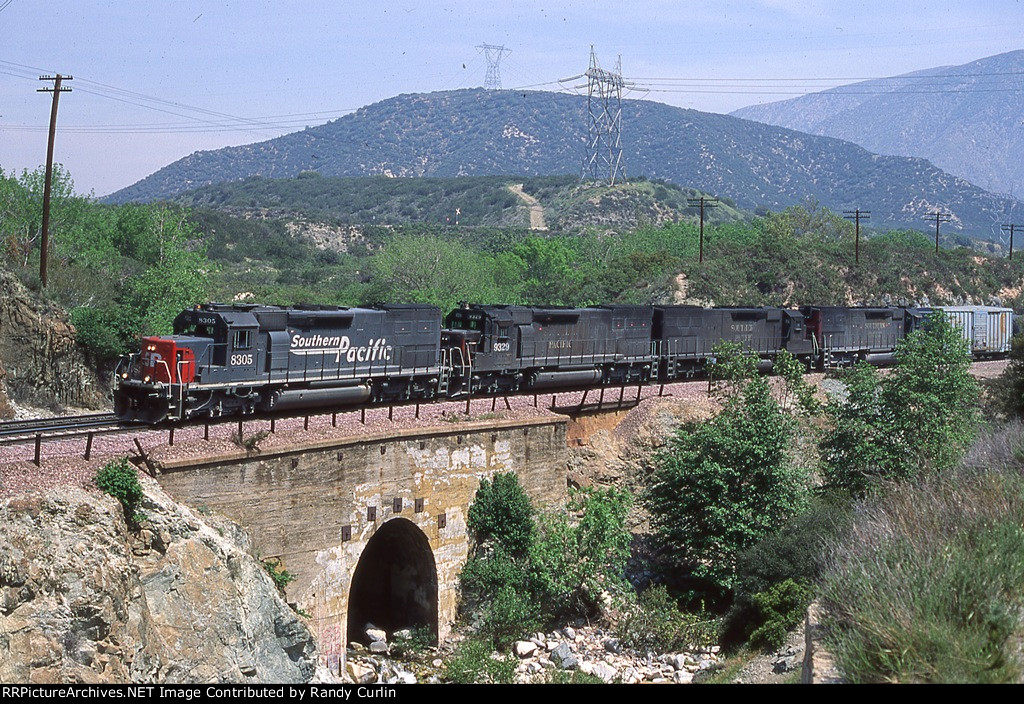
left=0, top=270, right=103, bottom=415
left=0, top=476, right=318, bottom=683
left=566, top=394, right=718, bottom=490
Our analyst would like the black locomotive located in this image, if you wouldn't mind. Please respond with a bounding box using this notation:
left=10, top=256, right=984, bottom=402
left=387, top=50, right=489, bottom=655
left=113, top=301, right=1013, bottom=423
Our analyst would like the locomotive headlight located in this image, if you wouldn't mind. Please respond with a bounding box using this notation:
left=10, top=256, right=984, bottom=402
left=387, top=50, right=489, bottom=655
left=143, top=375, right=151, bottom=383
left=121, top=372, right=128, bottom=379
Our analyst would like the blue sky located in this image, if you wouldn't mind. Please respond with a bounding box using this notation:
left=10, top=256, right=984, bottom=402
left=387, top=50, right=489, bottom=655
left=2, top=1, right=1023, bottom=196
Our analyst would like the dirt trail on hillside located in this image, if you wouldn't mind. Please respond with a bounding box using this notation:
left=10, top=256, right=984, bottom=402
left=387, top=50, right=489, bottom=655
left=509, top=183, right=549, bottom=230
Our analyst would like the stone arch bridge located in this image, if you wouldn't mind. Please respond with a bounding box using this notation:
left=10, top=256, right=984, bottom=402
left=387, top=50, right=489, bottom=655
left=153, top=415, right=571, bottom=672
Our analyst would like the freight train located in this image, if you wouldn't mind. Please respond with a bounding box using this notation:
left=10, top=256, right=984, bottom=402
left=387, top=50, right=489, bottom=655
left=113, top=302, right=1014, bottom=423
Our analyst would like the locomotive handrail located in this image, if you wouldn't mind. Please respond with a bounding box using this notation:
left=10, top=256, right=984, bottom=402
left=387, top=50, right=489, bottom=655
left=157, top=359, right=173, bottom=386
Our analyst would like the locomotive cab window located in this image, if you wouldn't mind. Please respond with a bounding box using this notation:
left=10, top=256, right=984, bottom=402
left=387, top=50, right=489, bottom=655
left=174, top=323, right=211, bottom=337
left=234, top=330, right=252, bottom=349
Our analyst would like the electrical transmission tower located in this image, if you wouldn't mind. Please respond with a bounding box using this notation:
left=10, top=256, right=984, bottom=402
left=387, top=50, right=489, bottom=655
left=476, top=44, right=510, bottom=90
left=582, top=47, right=626, bottom=186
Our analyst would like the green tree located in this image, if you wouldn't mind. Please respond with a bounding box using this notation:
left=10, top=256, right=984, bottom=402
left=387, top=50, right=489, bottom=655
left=460, top=474, right=633, bottom=646
left=819, top=363, right=893, bottom=495
left=527, top=487, right=632, bottom=619
left=646, top=371, right=810, bottom=598
left=0, top=165, right=82, bottom=269
left=820, top=311, right=979, bottom=495
left=883, top=310, right=979, bottom=473
left=366, top=233, right=502, bottom=309
left=95, top=457, right=146, bottom=526
left=467, top=473, right=534, bottom=557
left=993, top=333, right=1024, bottom=418
left=761, top=200, right=852, bottom=243
left=510, top=236, right=581, bottom=305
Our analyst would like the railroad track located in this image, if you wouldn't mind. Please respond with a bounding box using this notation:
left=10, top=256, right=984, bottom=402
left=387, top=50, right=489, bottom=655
left=0, top=412, right=123, bottom=444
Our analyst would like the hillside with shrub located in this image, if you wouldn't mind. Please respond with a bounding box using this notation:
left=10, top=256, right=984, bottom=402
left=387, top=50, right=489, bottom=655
left=105, top=88, right=1021, bottom=238
left=176, top=174, right=746, bottom=231
left=7, top=165, right=1024, bottom=369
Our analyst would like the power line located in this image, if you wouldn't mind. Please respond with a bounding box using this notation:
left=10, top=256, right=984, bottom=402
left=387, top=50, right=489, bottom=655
left=0, top=59, right=308, bottom=136
left=631, top=69, right=1024, bottom=82
left=0, top=109, right=359, bottom=134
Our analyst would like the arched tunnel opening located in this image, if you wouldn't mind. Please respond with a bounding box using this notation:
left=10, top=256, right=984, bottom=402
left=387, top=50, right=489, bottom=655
left=347, top=517, right=439, bottom=646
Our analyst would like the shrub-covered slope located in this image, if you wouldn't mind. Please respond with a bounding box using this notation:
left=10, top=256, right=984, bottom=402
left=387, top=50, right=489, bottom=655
left=106, top=88, right=1020, bottom=239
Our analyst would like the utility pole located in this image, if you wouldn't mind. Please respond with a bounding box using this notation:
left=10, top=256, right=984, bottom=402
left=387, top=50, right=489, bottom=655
left=925, top=211, right=952, bottom=254
left=687, top=196, right=719, bottom=263
left=843, top=209, right=870, bottom=264
left=37, top=73, right=72, bottom=289
left=1002, top=223, right=1019, bottom=261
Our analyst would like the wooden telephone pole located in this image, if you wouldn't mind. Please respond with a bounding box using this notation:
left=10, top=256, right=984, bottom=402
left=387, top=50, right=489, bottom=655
left=925, top=211, right=952, bottom=254
left=1002, top=223, right=1019, bottom=261
left=37, top=74, right=72, bottom=289
left=687, top=196, right=719, bottom=263
left=843, top=209, right=870, bottom=263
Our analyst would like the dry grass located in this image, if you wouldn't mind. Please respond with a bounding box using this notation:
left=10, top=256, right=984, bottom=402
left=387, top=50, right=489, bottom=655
left=820, top=424, right=1024, bottom=683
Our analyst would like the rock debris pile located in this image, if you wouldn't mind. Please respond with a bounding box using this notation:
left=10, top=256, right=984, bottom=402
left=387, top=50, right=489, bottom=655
left=341, top=624, right=722, bottom=684
left=508, top=625, right=720, bottom=684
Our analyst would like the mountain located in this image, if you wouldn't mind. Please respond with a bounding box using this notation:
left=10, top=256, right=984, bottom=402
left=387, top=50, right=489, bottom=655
left=107, top=88, right=1021, bottom=239
left=731, top=50, right=1024, bottom=197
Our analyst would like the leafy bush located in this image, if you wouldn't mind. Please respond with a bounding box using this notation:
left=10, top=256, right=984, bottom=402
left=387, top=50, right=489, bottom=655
left=261, top=558, right=296, bottom=592
left=389, top=625, right=436, bottom=658
left=615, top=584, right=718, bottom=652
left=528, top=486, right=633, bottom=620
left=820, top=311, right=979, bottom=496
left=95, top=457, right=146, bottom=525
left=543, top=669, right=605, bottom=684
left=746, top=579, right=813, bottom=652
left=460, top=474, right=633, bottom=647
left=481, top=584, right=542, bottom=650
left=646, top=371, right=810, bottom=601
left=720, top=496, right=851, bottom=649
left=442, top=638, right=517, bottom=684
left=990, top=334, right=1024, bottom=419
left=467, top=473, right=534, bottom=557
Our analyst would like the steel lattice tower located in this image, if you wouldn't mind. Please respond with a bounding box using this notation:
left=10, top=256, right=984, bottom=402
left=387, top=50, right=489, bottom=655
left=582, top=47, right=625, bottom=186
left=476, top=43, right=511, bottom=90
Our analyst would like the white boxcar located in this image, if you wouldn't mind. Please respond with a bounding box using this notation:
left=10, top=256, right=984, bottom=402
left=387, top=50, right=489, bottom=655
left=932, top=306, right=1013, bottom=356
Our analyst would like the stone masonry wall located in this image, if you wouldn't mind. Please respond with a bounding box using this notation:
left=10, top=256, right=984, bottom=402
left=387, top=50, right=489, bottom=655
left=154, top=416, right=568, bottom=673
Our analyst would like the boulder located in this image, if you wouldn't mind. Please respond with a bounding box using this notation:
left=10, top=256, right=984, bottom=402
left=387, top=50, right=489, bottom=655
left=514, top=640, right=539, bottom=658
left=0, top=481, right=317, bottom=683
